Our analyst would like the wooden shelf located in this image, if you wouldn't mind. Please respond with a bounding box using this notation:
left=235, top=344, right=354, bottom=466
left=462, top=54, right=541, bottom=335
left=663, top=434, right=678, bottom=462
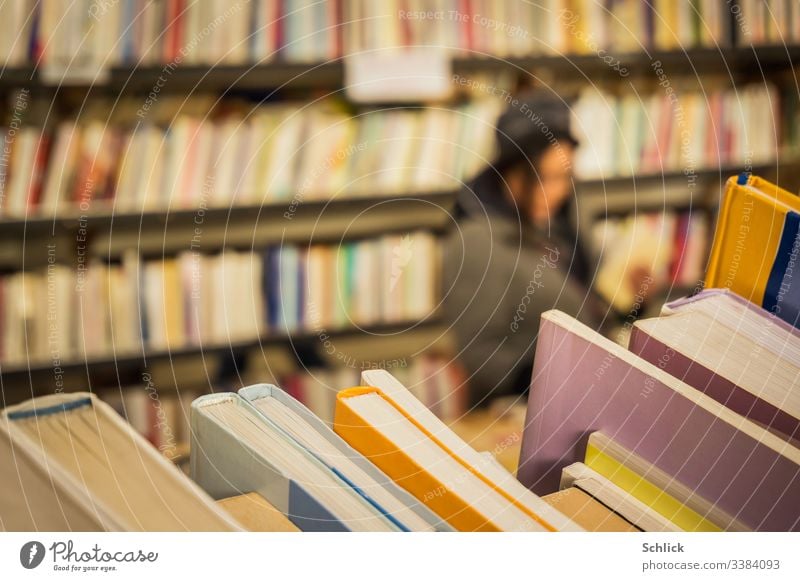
left=0, top=191, right=457, bottom=269
left=0, top=319, right=444, bottom=385
left=461, top=45, right=800, bottom=78
left=3, top=46, right=799, bottom=92
left=108, top=61, right=344, bottom=93
left=0, top=191, right=455, bottom=236
left=576, top=162, right=781, bottom=190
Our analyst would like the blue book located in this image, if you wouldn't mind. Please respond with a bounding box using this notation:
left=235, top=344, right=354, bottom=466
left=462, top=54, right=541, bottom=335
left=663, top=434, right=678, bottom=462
left=190, top=392, right=415, bottom=531
left=265, top=247, right=281, bottom=330
left=239, top=384, right=451, bottom=531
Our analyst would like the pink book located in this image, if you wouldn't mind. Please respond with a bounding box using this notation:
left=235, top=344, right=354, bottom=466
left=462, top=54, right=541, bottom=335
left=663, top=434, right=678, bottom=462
left=518, top=310, right=800, bottom=531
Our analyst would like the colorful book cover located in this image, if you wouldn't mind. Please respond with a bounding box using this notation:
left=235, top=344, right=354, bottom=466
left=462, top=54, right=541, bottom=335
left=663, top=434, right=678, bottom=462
left=518, top=310, right=800, bottom=531
left=705, top=174, right=800, bottom=328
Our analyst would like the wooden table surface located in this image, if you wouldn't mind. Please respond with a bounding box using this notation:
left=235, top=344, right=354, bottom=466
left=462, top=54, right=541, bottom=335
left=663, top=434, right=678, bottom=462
left=448, top=402, right=527, bottom=474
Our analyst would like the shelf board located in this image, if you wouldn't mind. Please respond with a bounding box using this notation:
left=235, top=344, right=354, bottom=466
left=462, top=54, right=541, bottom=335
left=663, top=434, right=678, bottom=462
left=462, top=45, right=800, bottom=77
left=576, top=161, right=782, bottom=190
left=108, top=60, right=344, bottom=92
left=0, top=67, right=37, bottom=87
left=3, top=46, right=799, bottom=92
left=0, top=191, right=457, bottom=265
left=0, top=319, right=443, bottom=382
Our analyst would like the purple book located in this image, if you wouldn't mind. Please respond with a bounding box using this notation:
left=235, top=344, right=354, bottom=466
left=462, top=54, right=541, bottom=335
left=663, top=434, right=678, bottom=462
left=518, top=310, right=800, bottom=531
left=630, top=289, right=800, bottom=442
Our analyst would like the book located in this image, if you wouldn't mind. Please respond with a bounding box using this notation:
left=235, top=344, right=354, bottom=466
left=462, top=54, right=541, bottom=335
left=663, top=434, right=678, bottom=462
left=6, top=98, right=502, bottom=217
left=0, top=1, right=750, bottom=72
left=541, top=487, right=639, bottom=532
left=593, top=210, right=708, bottom=312
left=277, top=355, right=467, bottom=426
left=518, top=309, right=800, bottom=531
left=9, top=1, right=800, bottom=75
left=238, top=383, right=449, bottom=531
left=705, top=174, right=800, bottom=329
left=584, top=432, right=749, bottom=531
left=629, top=288, right=800, bottom=442
left=0, top=392, right=240, bottom=531
left=334, top=369, right=583, bottom=531
left=191, top=392, right=415, bottom=531
left=216, top=492, right=300, bottom=532
left=559, top=462, right=680, bottom=532
left=739, top=0, right=800, bottom=46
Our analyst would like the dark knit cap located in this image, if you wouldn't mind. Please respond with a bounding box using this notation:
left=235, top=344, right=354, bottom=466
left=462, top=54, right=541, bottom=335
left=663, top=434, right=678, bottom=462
left=491, top=92, right=578, bottom=172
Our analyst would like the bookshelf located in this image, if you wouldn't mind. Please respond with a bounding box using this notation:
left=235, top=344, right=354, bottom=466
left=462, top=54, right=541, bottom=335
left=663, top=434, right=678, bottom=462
left=4, top=3, right=800, bottom=538
left=2, top=2, right=800, bottom=409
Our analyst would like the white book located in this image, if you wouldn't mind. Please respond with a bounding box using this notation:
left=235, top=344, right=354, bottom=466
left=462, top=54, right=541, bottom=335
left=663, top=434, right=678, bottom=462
left=560, top=462, right=681, bottom=532
left=0, top=392, right=240, bottom=531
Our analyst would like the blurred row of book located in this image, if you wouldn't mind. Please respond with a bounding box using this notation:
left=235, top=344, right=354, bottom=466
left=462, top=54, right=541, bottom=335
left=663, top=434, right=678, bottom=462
left=2, top=83, right=796, bottom=219
left=0, top=98, right=500, bottom=218
left=0, top=231, right=438, bottom=365
left=1, top=0, right=797, bottom=70
left=572, top=84, right=785, bottom=179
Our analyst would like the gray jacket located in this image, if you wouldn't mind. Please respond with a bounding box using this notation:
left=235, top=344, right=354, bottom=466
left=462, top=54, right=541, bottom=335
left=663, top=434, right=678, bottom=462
left=442, top=200, right=605, bottom=405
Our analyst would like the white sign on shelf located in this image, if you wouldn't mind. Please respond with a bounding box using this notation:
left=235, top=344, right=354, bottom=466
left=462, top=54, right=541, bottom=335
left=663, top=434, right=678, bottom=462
left=40, top=60, right=111, bottom=87
left=344, top=48, right=453, bottom=103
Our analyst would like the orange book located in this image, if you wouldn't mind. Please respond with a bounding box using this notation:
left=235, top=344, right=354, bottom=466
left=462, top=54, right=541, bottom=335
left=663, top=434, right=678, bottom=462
left=334, top=377, right=582, bottom=532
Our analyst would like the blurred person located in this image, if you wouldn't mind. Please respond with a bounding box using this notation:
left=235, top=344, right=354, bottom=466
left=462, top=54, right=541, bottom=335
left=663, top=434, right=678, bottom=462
left=443, top=92, right=647, bottom=406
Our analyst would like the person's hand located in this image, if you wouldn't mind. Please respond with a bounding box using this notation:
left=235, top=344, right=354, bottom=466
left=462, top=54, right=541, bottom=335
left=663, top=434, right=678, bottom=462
left=627, top=265, right=657, bottom=305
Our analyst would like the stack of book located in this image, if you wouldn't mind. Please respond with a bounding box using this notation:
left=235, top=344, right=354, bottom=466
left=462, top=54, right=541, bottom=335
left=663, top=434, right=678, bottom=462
left=0, top=231, right=439, bottom=365
left=593, top=209, right=708, bottom=311
left=572, top=84, right=781, bottom=179
left=517, top=305, right=800, bottom=531
left=7, top=175, right=795, bottom=532
left=190, top=377, right=583, bottom=531
left=31, top=0, right=340, bottom=70
left=0, top=99, right=501, bottom=218
left=516, top=174, right=800, bottom=531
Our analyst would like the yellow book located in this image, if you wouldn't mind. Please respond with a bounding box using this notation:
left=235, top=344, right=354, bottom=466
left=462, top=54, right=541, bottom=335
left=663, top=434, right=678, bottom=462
left=705, top=175, right=799, bottom=326
left=584, top=432, right=749, bottom=532
left=653, top=0, right=679, bottom=50
left=334, top=380, right=582, bottom=532
left=161, top=259, right=185, bottom=347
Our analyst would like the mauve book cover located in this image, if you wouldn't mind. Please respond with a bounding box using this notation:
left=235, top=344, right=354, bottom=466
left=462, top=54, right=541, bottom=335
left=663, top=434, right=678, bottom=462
left=517, top=310, right=800, bottom=531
